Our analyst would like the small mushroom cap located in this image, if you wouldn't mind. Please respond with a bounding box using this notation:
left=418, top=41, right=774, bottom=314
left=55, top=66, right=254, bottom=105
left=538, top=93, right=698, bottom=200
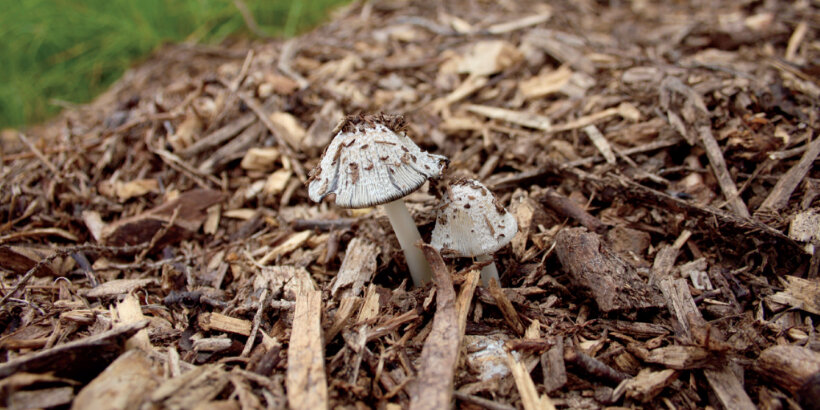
left=430, top=179, right=518, bottom=257
left=307, top=114, right=448, bottom=208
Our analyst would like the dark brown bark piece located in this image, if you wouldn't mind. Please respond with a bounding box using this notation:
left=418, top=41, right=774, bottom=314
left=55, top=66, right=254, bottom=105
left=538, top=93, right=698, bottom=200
left=101, top=189, right=226, bottom=246
left=0, top=320, right=148, bottom=380
left=555, top=227, right=664, bottom=312
left=539, top=189, right=607, bottom=234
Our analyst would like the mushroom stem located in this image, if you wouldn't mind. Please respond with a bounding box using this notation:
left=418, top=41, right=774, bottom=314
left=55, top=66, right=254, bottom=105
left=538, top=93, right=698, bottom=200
left=382, top=199, right=433, bottom=286
left=477, top=254, right=500, bottom=287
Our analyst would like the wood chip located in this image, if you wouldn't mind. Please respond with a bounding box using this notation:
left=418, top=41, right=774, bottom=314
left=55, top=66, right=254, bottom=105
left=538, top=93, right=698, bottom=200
left=116, top=293, right=151, bottom=351
left=198, top=312, right=253, bottom=336
left=555, top=228, right=664, bottom=312
left=756, top=344, right=820, bottom=394
left=331, top=237, right=378, bottom=297
left=73, top=349, right=161, bottom=410
left=410, top=244, right=459, bottom=410
left=82, top=278, right=157, bottom=299
left=0, top=320, right=148, bottom=378
left=507, top=352, right=556, bottom=410
left=768, top=275, right=820, bottom=315
left=286, top=289, right=328, bottom=410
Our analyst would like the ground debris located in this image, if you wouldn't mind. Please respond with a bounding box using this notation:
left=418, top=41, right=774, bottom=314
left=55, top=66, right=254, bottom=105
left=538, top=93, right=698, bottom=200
left=0, top=0, right=817, bottom=408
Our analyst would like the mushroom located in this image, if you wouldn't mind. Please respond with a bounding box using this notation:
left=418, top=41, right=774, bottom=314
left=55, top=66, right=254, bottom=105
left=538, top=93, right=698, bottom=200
left=307, top=114, right=448, bottom=287
left=430, top=179, right=517, bottom=287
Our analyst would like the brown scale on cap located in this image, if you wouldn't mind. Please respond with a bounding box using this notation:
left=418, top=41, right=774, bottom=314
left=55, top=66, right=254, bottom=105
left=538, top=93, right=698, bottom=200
left=349, top=162, right=360, bottom=185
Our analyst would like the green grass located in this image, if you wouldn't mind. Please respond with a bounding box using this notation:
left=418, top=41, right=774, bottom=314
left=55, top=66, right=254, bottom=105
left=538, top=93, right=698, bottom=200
left=0, top=0, right=350, bottom=128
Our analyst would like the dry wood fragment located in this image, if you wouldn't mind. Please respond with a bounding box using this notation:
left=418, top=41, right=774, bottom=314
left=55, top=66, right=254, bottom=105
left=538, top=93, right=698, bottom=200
left=179, top=113, right=255, bottom=157
left=756, top=136, right=820, bottom=216
left=541, top=337, right=567, bottom=393
left=507, top=352, right=556, bottom=410
left=456, top=270, right=480, bottom=345
left=756, top=345, right=820, bottom=394
left=116, top=293, right=151, bottom=351
left=331, top=237, right=378, bottom=297
left=101, top=189, right=226, bottom=247
left=0, top=320, right=148, bottom=378
left=325, top=296, right=359, bottom=345
left=629, top=344, right=711, bottom=370
left=258, top=230, right=312, bottom=264
left=487, top=279, right=525, bottom=335
left=698, top=126, right=751, bottom=218
left=410, top=243, right=459, bottom=410
left=609, top=174, right=803, bottom=253
left=82, top=278, right=158, bottom=299
left=236, top=92, right=306, bottom=181
left=539, top=189, right=607, bottom=234
left=10, top=386, right=74, bottom=409
left=72, top=349, right=161, bottom=410
left=549, top=103, right=639, bottom=133
left=658, top=278, right=754, bottom=408
left=198, top=121, right=264, bottom=173
left=454, top=391, right=516, bottom=410
left=199, top=312, right=253, bottom=336
left=555, top=228, right=663, bottom=312
left=582, top=125, right=616, bottom=165
left=356, top=284, right=380, bottom=322
left=564, top=347, right=630, bottom=385
left=465, top=104, right=552, bottom=131
left=286, top=289, right=328, bottom=410
left=149, top=364, right=229, bottom=408
left=240, top=147, right=280, bottom=171
left=612, top=368, right=677, bottom=403
left=768, top=275, right=820, bottom=315
left=0, top=245, right=57, bottom=277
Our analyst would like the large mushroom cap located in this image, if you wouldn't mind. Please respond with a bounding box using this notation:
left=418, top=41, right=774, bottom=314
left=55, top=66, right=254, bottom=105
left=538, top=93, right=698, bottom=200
left=307, top=114, right=448, bottom=208
left=430, top=179, right=518, bottom=257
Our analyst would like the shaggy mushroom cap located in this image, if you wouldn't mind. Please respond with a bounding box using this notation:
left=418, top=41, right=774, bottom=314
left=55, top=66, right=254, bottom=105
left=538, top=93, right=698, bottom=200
left=307, top=114, right=448, bottom=208
left=430, top=179, right=518, bottom=257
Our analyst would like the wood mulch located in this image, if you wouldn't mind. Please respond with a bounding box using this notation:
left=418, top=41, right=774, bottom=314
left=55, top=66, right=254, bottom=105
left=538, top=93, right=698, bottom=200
left=1, top=0, right=818, bottom=408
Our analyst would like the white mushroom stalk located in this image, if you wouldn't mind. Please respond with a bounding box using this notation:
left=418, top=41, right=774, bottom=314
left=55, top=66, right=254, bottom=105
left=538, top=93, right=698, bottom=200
left=430, top=179, right=518, bottom=287
left=307, top=114, right=448, bottom=287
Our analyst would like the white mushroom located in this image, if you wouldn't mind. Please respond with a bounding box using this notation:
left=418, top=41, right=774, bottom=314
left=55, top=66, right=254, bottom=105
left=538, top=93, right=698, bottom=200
left=307, top=114, right=448, bottom=286
left=430, top=179, right=517, bottom=287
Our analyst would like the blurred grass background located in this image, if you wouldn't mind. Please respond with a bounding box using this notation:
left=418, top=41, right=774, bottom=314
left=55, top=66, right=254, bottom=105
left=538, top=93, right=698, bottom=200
left=0, top=0, right=351, bottom=128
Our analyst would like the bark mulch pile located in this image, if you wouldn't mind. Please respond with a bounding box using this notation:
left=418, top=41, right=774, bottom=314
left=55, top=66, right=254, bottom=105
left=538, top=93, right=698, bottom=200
left=1, top=0, right=819, bottom=408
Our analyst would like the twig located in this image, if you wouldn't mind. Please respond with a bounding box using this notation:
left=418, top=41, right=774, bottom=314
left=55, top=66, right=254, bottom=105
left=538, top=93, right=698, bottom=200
left=564, top=347, right=630, bottom=385
left=17, top=133, right=59, bottom=175
left=454, top=391, right=517, bottom=410
left=242, top=287, right=268, bottom=357
left=539, top=188, right=607, bottom=234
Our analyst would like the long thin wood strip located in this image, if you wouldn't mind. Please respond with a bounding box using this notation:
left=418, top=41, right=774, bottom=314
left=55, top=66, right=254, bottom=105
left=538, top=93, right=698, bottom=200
left=658, top=279, right=755, bottom=409
left=410, top=243, right=459, bottom=410
left=456, top=270, right=480, bottom=345
left=698, top=126, right=750, bottom=218
left=179, top=113, right=256, bottom=157
left=757, top=136, right=820, bottom=214
left=487, top=279, right=525, bottom=335
left=286, top=290, right=328, bottom=410
left=507, top=352, right=557, bottom=410
left=17, top=133, right=60, bottom=175
left=325, top=296, right=359, bottom=345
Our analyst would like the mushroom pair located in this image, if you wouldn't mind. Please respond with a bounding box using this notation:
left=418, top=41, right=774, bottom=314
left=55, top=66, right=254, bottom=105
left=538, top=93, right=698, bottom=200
left=307, top=114, right=515, bottom=287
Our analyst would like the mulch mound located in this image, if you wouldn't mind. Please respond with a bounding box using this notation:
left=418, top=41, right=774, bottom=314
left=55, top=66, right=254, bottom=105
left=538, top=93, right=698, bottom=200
left=1, top=0, right=818, bottom=408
